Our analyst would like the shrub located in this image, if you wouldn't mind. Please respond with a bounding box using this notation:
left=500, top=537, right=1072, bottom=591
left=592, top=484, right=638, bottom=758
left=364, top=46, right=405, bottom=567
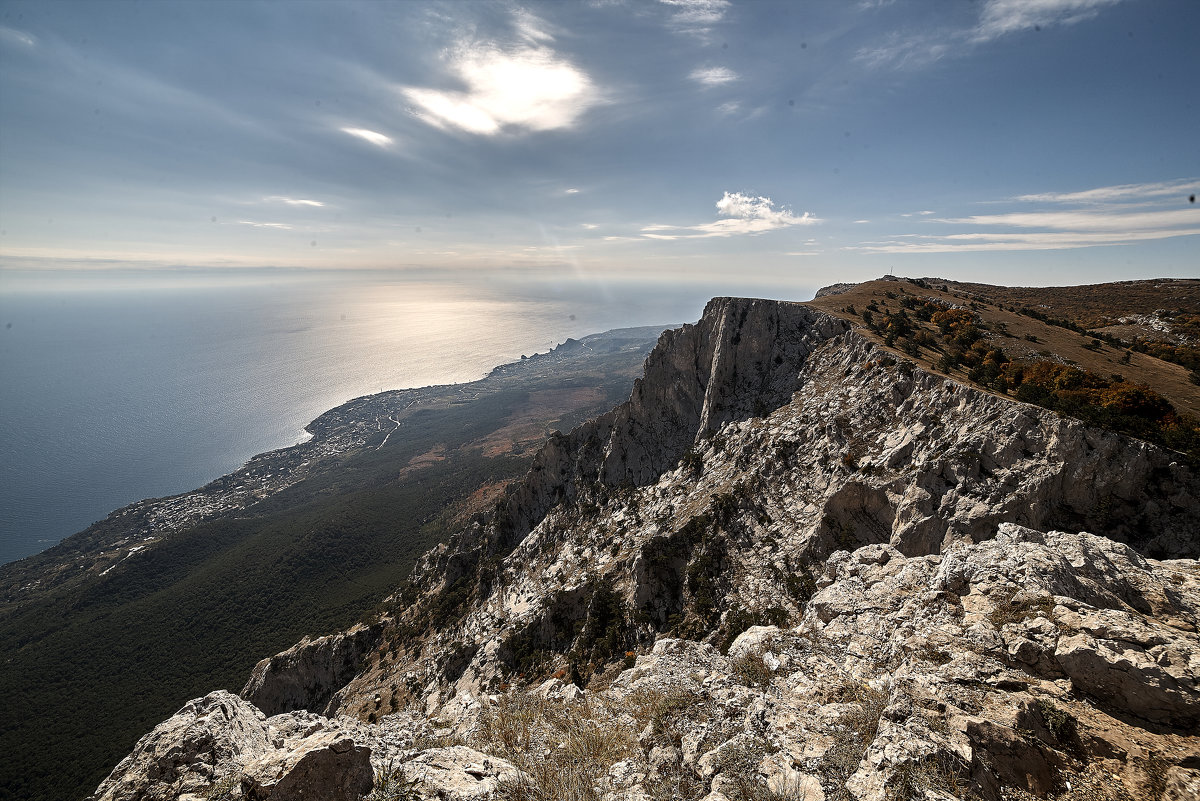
left=730, top=649, right=773, bottom=687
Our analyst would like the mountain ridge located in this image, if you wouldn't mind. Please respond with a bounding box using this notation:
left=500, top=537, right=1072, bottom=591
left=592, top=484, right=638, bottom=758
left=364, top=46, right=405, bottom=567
left=87, top=280, right=1200, bottom=801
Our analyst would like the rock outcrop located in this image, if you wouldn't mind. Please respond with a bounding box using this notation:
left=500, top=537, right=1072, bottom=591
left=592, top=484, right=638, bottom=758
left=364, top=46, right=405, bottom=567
left=242, top=623, right=385, bottom=716
left=91, top=295, right=1200, bottom=801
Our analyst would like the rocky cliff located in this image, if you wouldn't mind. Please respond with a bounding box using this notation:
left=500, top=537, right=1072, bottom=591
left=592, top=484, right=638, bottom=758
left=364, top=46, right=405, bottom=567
left=90, top=294, right=1200, bottom=801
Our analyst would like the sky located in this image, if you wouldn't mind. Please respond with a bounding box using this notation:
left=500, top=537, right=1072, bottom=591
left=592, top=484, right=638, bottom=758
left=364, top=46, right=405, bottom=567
left=0, top=0, right=1197, bottom=289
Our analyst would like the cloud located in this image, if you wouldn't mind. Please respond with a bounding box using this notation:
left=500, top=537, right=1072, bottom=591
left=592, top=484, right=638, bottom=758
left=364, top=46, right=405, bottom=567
left=341, top=127, right=394, bottom=147
left=0, top=25, right=36, bottom=48
left=267, top=196, right=325, bottom=207
left=851, top=228, right=1200, bottom=253
left=641, top=191, right=819, bottom=239
left=690, top=66, right=738, bottom=86
left=660, top=0, right=731, bottom=33
left=976, top=0, right=1123, bottom=40
left=1014, top=179, right=1197, bottom=204
left=566, top=188, right=581, bottom=194
left=238, top=221, right=293, bottom=230
left=857, top=0, right=1128, bottom=70
left=936, top=208, right=1199, bottom=232
left=401, top=13, right=598, bottom=136
left=852, top=179, right=1199, bottom=253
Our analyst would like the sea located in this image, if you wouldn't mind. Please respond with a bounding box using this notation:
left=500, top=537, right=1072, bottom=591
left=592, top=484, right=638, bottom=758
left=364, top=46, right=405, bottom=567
left=0, top=269, right=814, bottom=566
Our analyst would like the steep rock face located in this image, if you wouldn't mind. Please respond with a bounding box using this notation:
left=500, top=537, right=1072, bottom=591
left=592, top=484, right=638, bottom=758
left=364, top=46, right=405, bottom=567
left=411, top=299, right=849, bottom=590
left=241, top=623, right=384, bottom=717
left=339, top=315, right=1197, bottom=728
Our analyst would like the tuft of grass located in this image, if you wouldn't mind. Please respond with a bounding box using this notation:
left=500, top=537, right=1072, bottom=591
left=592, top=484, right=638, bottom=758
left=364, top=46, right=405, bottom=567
left=818, top=682, right=889, bottom=801
left=1035, top=699, right=1076, bottom=747
left=203, top=773, right=243, bottom=801
left=623, top=685, right=703, bottom=736
left=730, top=649, right=774, bottom=688
left=987, top=590, right=1055, bottom=628
left=365, top=759, right=422, bottom=801
left=478, top=689, right=638, bottom=801
left=886, top=753, right=974, bottom=800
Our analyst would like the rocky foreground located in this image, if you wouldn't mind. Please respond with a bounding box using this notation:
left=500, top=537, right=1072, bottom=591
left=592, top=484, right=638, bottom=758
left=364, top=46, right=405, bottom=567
left=93, top=524, right=1200, bottom=801
left=89, top=294, right=1200, bottom=801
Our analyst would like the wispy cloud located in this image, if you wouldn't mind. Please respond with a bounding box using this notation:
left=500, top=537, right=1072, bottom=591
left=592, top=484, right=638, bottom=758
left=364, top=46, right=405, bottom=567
left=238, top=221, right=293, bottom=230
left=976, top=0, right=1124, bottom=40
left=401, top=11, right=599, bottom=136
left=690, top=66, right=738, bottom=86
left=0, top=25, right=36, bottom=48
left=267, top=196, right=325, bottom=207
left=852, top=228, right=1200, bottom=253
left=641, top=191, right=819, bottom=239
left=660, top=0, right=731, bottom=35
left=937, top=208, right=1198, bottom=232
left=851, top=179, right=1199, bottom=253
left=858, top=0, right=1129, bottom=70
left=341, top=127, right=394, bottom=147
left=1014, top=179, right=1196, bottom=205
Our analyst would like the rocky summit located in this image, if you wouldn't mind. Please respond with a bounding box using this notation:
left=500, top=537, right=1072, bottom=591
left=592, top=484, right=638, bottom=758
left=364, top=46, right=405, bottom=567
left=90, top=288, right=1200, bottom=801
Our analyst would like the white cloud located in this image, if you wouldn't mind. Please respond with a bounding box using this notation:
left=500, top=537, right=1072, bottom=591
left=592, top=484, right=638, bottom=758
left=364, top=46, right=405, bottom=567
left=0, top=25, right=36, bottom=48
left=857, top=0, right=1128, bottom=70
left=716, top=101, right=741, bottom=116
left=852, top=179, right=1199, bottom=253
left=857, top=31, right=954, bottom=70
left=660, top=0, right=731, bottom=31
left=937, top=208, right=1199, bottom=232
left=341, top=127, right=394, bottom=147
left=690, top=66, right=738, bottom=86
left=566, top=188, right=581, bottom=194
left=401, top=13, right=598, bottom=136
left=1014, top=179, right=1197, bottom=204
left=267, top=196, right=325, bottom=207
left=853, top=219, right=871, bottom=224
left=581, top=223, right=599, bottom=229
left=641, top=191, right=819, bottom=239
left=238, top=221, right=293, bottom=230
left=976, top=0, right=1123, bottom=40
left=851, top=228, right=1200, bottom=253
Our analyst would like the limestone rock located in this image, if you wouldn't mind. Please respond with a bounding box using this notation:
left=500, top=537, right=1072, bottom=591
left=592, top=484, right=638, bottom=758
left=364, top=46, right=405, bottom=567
left=89, top=691, right=272, bottom=801
left=242, top=622, right=384, bottom=716
left=241, top=732, right=372, bottom=800
left=400, top=746, right=522, bottom=799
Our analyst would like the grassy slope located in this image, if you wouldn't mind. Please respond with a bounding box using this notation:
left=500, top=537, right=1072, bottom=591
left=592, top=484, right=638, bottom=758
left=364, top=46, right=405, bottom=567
left=0, top=358, right=644, bottom=801
left=806, top=277, right=1200, bottom=418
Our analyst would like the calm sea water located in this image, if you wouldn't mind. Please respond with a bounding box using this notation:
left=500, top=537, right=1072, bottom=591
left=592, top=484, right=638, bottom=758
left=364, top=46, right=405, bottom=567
left=0, top=270, right=813, bottom=565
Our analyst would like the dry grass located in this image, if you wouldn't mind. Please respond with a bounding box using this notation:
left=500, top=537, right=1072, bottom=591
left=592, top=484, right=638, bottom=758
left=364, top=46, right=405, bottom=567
left=988, top=590, right=1056, bottom=629
left=887, top=753, right=975, bottom=800
left=365, top=759, right=422, bottom=801
left=623, top=685, right=705, bottom=736
left=817, top=681, right=890, bottom=801
left=477, top=690, right=639, bottom=801
left=730, top=649, right=774, bottom=688
left=805, top=278, right=1200, bottom=418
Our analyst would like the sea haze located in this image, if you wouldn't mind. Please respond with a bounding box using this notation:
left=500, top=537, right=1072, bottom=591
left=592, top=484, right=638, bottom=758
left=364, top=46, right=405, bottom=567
left=0, top=270, right=811, bottom=565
